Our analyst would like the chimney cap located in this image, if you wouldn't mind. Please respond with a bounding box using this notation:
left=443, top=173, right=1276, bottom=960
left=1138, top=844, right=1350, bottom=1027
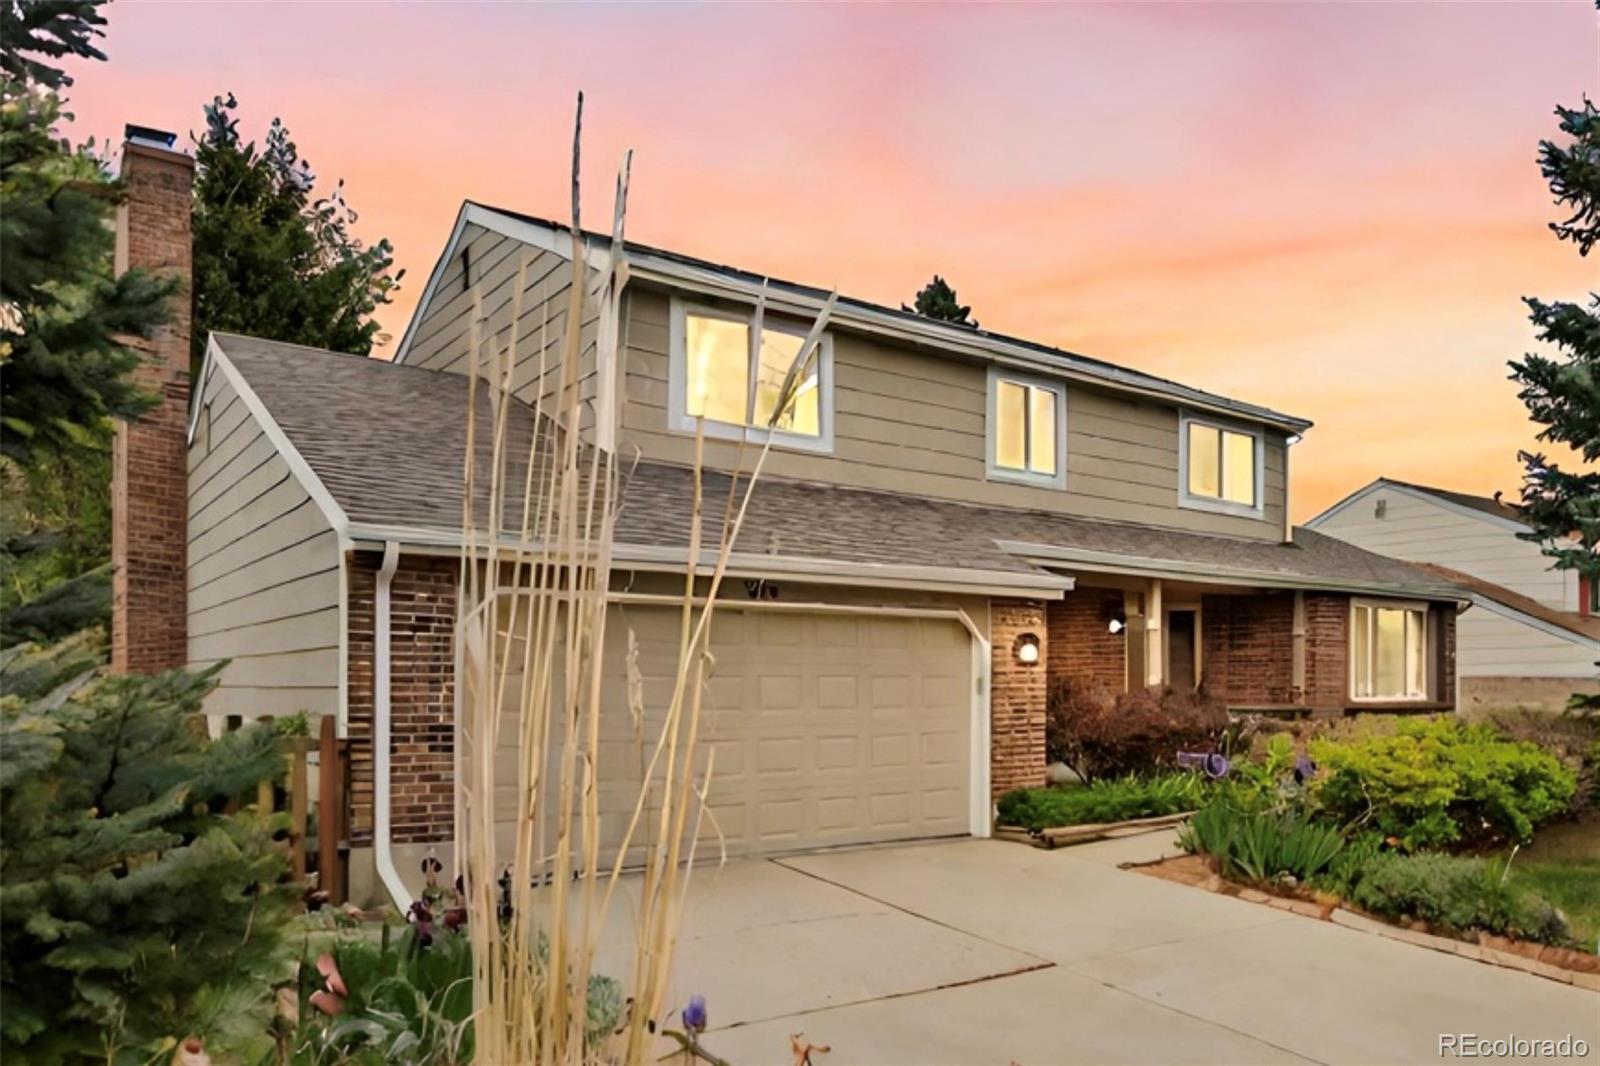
left=124, top=124, right=177, bottom=150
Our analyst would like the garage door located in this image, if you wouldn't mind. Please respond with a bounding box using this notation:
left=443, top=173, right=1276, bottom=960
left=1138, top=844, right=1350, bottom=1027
left=492, top=603, right=974, bottom=867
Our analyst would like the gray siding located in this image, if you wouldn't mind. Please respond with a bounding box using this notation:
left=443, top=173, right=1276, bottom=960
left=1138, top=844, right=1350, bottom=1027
left=619, top=288, right=1289, bottom=540
left=188, top=365, right=341, bottom=719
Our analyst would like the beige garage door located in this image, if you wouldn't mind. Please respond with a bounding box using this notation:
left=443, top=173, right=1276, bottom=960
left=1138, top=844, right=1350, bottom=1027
left=492, top=603, right=974, bottom=867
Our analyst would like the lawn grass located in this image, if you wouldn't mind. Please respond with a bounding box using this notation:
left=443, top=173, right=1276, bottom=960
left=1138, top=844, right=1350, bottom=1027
left=1511, top=858, right=1600, bottom=951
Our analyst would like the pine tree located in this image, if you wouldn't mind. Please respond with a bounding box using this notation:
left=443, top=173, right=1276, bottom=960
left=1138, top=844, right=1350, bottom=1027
left=191, top=93, right=402, bottom=372
left=0, top=665, right=295, bottom=1061
left=1511, top=96, right=1600, bottom=712
left=904, top=274, right=978, bottom=328
left=0, top=0, right=175, bottom=467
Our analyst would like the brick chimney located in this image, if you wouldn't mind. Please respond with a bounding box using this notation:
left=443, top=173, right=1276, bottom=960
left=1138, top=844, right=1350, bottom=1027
left=110, top=126, right=194, bottom=674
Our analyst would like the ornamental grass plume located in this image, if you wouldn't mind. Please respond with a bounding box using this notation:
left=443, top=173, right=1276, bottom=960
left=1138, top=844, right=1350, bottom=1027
left=452, top=93, right=835, bottom=1063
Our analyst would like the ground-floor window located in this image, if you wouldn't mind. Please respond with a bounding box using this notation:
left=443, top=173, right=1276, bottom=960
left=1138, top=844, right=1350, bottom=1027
left=1350, top=600, right=1428, bottom=700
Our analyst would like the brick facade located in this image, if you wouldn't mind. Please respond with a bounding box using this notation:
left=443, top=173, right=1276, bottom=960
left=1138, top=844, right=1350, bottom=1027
left=111, top=140, right=193, bottom=674
left=1045, top=588, right=1127, bottom=692
left=990, top=599, right=1048, bottom=795
left=347, top=552, right=459, bottom=845
left=1198, top=592, right=1299, bottom=706
left=1301, top=593, right=1349, bottom=714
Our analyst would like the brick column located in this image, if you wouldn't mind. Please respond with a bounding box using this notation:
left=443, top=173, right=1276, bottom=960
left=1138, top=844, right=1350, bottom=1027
left=111, top=130, right=194, bottom=674
left=990, top=599, right=1048, bottom=796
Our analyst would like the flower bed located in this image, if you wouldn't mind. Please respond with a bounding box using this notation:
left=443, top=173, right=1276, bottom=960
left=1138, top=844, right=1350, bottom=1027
left=996, top=772, right=1209, bottom=832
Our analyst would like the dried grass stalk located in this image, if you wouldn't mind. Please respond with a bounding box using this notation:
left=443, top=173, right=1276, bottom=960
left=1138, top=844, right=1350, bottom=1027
left=453, top=94, right=835, bottom=1064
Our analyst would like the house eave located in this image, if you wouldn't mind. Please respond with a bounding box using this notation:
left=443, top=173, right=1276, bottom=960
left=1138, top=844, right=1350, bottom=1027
left=345, top=522, right=1073, bottom=600
left=996, top=539, right=1467, bottom=602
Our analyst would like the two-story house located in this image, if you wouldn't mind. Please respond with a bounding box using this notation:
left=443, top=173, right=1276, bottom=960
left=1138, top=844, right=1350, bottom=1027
left=1308, top=478, right=1600, bottom=712
left=110, top=131, right=1463, bottom=906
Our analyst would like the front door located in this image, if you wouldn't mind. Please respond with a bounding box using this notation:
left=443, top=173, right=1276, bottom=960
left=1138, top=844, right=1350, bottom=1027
left=1166, top=609, right=1197, bottom=692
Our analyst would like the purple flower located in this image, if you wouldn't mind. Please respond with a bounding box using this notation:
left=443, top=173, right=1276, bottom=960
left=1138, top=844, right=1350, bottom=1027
left=682, top=994, right=707, bottom=1034
left=1293, top=755, right=1317, bottom=784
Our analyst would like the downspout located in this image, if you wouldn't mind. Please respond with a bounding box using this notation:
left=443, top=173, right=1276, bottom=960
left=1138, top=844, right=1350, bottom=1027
left=372, top=541, right=409, bottom=910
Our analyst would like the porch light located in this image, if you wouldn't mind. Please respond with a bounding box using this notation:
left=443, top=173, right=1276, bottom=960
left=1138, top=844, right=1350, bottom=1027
left=1107, top=617, right=1125, bottom=635
left=1014, top=633, right=1041, bottom=665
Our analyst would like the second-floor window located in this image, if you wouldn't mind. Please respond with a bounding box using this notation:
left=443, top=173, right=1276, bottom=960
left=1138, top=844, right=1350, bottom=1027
left=1181, top=413, right=1262, bottom=515
left=987, top=368, right=1066, bottom=488
left=668, top=300, right=833, bottom=452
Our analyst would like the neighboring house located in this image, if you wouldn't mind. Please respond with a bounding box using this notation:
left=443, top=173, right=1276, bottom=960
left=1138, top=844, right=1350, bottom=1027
left=110, top=127, right=1464, bottom=906
left=1307, top=478, right=1600, bottom=712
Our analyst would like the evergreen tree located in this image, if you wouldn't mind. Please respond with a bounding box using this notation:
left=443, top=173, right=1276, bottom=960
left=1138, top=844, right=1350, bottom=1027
left=0, top=0, right=175, bottom=467
left=1511, top=99, right=1600, bottom=579
left=0, top=665, right=294, bottom=1061
left=1511, top=96, right=1600, bottom=712
left=190, top=93, right=402, bottom=372
left=904, top=274, right=978, bottom=328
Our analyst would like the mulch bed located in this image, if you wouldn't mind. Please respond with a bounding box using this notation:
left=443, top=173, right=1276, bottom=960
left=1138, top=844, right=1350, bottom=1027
left=1129, top=853, right=1600, bottom=992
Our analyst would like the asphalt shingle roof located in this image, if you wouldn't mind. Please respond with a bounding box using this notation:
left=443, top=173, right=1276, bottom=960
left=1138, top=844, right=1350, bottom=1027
left=212, top=334, right=1460, bottom=599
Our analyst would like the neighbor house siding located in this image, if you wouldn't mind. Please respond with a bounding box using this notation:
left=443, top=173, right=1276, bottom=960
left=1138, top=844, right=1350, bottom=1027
left=619, top=288, right=1289, bottom=541
left=404, top=222, right=602, bottom=429
left=1456, top=606, right=1599, bottom=679
left=1313, top=486, right=1573, bottom=611
left=186, top=365, right=341, bottom=719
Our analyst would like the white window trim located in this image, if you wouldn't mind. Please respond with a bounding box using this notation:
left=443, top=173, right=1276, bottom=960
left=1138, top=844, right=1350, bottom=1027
left=667, top=297, right=835, bottom=454
left=985, top=366, right=1068, bottom=490
left=1178, top=410, right=1265, bottom=518
left=1348, top=597, right=1432, bottom=703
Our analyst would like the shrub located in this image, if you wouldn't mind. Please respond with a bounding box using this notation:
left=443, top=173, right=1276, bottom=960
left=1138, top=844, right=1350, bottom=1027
left=1484, top=709, right=1600, bottom=812
left=1177, top=801, right=1344, bottom=884
left=1346, top=852, right=1573, bottom=946
left=1047, top=676, right=1227, bottom=781
left=0, top=665, right=295, bottom=1062
left=1310, top=716, right=1577, bottom=850
left=996, top=773, right=1208, bottom=831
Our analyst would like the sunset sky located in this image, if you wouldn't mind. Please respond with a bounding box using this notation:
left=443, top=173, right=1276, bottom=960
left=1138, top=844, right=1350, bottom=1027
left=64, top=2, right=1598, bottom=520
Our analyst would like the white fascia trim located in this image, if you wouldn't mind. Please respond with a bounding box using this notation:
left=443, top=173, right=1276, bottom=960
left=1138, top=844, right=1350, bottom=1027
left=996, top=538, right=1464, bottom=602
left=391, top=203, right=471, bottom=365
left=609, top=591, right=994, bottom=838
left=185, top=347, right=217, bottom=444
left=1305, top=479, right=1527, bottom=535
left=1468, top=593, right=1600, bottom=650
left=625, top=258, right=1311, bottom=436
left=455, top=203, right=1309, bottom=435
left=344, top=522, right=1072, bottom=598
left=199, top=336, right=352, bottom=543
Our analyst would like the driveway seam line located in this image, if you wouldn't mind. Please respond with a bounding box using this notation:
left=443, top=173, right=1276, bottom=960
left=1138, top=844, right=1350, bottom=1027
left=767, top=856, right=1057, bottom=969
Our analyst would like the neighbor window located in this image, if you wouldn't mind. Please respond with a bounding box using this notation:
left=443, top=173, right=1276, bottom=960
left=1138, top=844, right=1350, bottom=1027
left=1351, top=601, right=1429, bottom=701
left=670, top=302, right=831, bottom=450
left=987, top=369, right=1065, bottom=487
left=1181, top=414, right=1261, bottom=513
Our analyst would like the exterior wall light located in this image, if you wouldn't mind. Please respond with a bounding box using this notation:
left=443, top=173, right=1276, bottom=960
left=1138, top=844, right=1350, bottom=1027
left=1014, top=633, right=1041, bottom=665
left=1107, top=617, right=1126, bottom=635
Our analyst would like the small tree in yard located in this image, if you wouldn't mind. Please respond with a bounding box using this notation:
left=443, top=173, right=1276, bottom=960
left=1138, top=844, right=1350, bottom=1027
left=0, top=666, right=295, bottom=1062
left=190, top=93, right=402, bottom=373
left=904, top=274, right=978, bottom=327
left=1511, top=95, right=1600, bottom=713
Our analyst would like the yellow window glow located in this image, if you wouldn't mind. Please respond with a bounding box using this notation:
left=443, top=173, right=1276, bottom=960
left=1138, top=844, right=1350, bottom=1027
left=1223, top=430, right=1256, bottom=505
left=1029, top=386, right=1057, bottom=476
left=996, top=381, right=1027, bottom=471
left=685, top=315, right=749, bottom=425
left=751, top=330, right=818, bottom=436
left=1188, top=423, right=1220, bottom=498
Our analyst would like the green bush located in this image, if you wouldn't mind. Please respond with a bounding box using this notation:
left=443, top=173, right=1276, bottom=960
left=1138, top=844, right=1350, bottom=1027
left=1345, top=852, right=1573, bottom=946
left=1177, top=801, right=1344, bottom=884
left=1310, top=717, right=1576, bottom=850
left=997, top=772, right=1208, bottom=831
left=0, top=665, right=295, bottom=1062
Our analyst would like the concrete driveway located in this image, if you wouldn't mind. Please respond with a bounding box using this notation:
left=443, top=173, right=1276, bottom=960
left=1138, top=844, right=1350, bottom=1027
left=634, top=835, right=1599, bottom=1065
